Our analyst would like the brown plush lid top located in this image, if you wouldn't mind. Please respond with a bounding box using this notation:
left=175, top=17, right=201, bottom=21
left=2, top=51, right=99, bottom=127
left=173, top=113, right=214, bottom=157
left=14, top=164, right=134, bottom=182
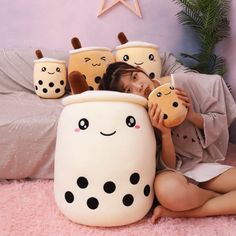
left=35, top=50, right=43, bottom=59
left=71, top=37, right=82, bottom=49
left=118, top=32, right=128, bottom=44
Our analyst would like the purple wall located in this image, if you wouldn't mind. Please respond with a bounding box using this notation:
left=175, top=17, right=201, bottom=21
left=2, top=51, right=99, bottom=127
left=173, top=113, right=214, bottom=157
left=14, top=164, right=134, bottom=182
left=1, top=0, right=236, bottom=141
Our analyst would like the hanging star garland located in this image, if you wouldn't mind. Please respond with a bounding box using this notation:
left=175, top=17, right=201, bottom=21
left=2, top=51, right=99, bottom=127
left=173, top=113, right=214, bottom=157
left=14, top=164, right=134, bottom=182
left=97, top=0, right=142, bottom=18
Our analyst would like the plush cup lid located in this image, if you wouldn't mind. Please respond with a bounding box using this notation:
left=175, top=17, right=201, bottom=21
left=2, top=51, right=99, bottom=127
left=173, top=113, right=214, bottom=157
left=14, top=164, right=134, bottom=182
left=115, top=41, right=159, bottom=50
left=34, top=58, right=66, bottom=64
left=63, top=91, right=147, bottom=107
left=69, top=47, right=112, bottom=54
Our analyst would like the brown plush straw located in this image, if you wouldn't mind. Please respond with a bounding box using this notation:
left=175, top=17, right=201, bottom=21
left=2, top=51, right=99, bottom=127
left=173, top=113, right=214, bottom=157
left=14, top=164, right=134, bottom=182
left=117, top=32, right=128, bottom=44
left=68, top=71, right=89, bottom=94
left=35, top=50, right=43, bottom=59
left=71, top=37, right=82, bottom=49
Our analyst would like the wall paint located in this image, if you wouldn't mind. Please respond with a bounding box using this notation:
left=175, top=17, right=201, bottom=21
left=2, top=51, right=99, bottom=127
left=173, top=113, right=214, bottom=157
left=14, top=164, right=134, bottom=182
left=1, top=0, right=235, bottom=142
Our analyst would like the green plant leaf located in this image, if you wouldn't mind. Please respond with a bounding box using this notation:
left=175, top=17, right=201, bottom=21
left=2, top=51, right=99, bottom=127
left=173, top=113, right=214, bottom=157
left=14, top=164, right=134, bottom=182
left=173, top=0, right=230, bottom=76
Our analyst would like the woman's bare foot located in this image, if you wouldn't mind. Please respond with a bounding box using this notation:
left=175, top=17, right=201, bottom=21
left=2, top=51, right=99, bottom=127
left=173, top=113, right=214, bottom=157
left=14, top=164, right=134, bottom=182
left=151, top=205, right=182, bottom=224
left=151, top=205, right=165, bottom=224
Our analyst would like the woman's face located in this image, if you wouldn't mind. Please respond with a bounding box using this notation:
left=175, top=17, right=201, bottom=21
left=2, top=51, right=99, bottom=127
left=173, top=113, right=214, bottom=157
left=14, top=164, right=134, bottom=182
left=119, top=71, right=159, bottom=99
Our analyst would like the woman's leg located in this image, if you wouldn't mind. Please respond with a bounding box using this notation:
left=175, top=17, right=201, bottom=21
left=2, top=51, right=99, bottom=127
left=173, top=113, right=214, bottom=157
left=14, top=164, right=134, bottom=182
left=152, top=190, right=236, bottom=223
left=199, top=168, right=236, bottom=193
left=154, top=171, right=219, bottom=211
left=152, top=168, right=236, bottom=223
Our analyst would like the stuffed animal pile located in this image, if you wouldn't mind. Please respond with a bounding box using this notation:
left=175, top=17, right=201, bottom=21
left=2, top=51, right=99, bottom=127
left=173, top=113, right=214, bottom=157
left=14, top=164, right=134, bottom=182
left=33, top=33, right=187, bottom=227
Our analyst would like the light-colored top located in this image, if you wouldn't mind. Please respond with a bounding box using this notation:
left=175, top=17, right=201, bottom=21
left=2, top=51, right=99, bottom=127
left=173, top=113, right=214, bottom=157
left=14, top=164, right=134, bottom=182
left=159, top=72, right=236, bottom=173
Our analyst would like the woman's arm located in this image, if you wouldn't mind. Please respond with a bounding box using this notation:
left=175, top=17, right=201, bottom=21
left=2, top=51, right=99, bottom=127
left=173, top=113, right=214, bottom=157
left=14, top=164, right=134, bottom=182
left=161, top=130, right=176, bottom=169
left=148, top=103, right=176, bottom=169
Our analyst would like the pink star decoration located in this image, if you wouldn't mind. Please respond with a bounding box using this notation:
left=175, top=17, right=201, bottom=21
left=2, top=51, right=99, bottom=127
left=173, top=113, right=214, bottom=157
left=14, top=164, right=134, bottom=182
left=97, top=0, right=142, bottom=18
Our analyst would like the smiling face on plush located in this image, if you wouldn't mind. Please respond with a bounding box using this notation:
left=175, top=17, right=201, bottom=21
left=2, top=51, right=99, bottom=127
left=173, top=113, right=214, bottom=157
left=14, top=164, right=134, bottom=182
left=34, top=59, right=66, bottom=98
left=115, top=42, right=162, bottom=80
left=68, top=48, right=114, bottom=90
left=148, top=83, right=187, bottom=127
left=54, top=91, right=156, bottom=226
left=73, top=105, right=141, bottom=138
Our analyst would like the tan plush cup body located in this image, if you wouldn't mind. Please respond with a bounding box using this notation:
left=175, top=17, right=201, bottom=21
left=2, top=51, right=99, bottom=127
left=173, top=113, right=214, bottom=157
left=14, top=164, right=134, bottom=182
left=115, top=42, right=161, bottom=80
left=54, top=91, right=156, bottom=227
left=34, top=59, right=66, bottom=98
left=148, top=83, right=187, bottom=127
left=68, top=48, right=114, bottom=90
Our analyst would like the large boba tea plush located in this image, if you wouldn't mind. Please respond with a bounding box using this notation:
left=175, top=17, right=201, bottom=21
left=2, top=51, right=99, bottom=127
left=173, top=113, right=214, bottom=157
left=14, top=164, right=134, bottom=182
left=68, top=37, right=115, bottom=91
left=54, top=90, right=157, bottom=227
left=148, top=76, right=187, bottom=127
left=115, top=32, right=162, bottom=81
left=33, top=50, right=67, bottom=98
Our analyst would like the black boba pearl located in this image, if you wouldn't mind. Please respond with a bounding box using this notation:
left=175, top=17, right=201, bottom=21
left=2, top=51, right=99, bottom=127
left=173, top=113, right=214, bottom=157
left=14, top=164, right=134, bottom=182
left=65, top=191, right=74, bottom=203
left=87, top=197, right=99, bottom=210
left=149, top=72, right=155, bottom=79
left=173, top=102, right=179, bottom=107
left=95, top=76, right=101, bottom=84
left=144, top=185, right=151, bottom=197
left=89, top=86, right=94, bottom=90
left=49, top=82, right=54, bottom=87
left=122, top=194, right=134, bottom=207
left=60, top=80, right=64, bottom=85
left=38, top=80, right=43, bottom=85
left=103, top=181, right=116, bottom=194
left=55, top=88, right=61, bottom=93
left=130, top=173, right=140, bottom=185
left=35, top=85, right=38, bottom=90
left=163, top=114, right=168, bottom=120
left=42, top=88, right=48, bottom=93
left=77, top=176, right=88, bottom=189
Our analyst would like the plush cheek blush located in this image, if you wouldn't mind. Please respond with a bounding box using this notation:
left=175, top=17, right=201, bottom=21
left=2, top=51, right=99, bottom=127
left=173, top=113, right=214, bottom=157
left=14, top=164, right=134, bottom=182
left=135, top=124, right=141, bottom=129
left=74, top=128, right=80, bottom=133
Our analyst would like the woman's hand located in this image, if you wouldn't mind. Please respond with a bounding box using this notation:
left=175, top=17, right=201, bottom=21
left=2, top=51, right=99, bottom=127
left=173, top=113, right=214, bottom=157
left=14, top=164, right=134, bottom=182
left=148, top=102, right=171, bottom=135
left=175, top=88, right=194, bottom=121
left=175, top=88, right=203, bottom=129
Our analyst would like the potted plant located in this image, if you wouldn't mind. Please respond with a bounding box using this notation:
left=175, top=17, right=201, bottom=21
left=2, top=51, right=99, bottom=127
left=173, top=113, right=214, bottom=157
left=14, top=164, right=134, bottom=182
left=173, top=0, right=230, bottom=76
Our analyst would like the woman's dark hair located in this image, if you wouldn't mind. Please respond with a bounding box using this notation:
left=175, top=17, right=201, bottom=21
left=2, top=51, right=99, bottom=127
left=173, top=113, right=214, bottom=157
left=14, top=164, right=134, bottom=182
left=99, top=62, right=147, bottom=92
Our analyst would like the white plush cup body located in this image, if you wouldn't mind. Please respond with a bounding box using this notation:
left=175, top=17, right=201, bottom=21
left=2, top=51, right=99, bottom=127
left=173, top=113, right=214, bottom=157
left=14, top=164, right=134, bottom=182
left=54, top=91, right=156, bottom=227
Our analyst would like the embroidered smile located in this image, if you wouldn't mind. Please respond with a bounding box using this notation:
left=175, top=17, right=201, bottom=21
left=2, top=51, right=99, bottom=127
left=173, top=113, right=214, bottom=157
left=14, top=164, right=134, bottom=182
left=100, top=131, right=116, bottom=136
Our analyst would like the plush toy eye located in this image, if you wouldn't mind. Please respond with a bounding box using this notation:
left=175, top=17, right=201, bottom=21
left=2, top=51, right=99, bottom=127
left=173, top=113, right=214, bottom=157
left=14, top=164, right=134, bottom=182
left=123, top=55, right=129, bottom=61
left=55, top=67, right=60, bottom=72
left=149, top=54, right=154, bottom=61
left=84, top=57, right=91, bottom=62
left=149, top=72, right=155, bottom=79
left=78, top=118, right=89, bottom=130
left=100, top=56, right=106, bottom=61
left=169, top=86, right=175, bottom=90
left=157, top=92, right=162, bottom=97
left=41, top=67, right=46, bottom=72
left=126, top=116, right=136, bottom=127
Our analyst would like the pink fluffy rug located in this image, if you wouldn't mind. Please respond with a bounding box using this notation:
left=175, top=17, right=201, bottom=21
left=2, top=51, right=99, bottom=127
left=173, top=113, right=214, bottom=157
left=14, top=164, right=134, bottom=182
left=1, top=144, right=236, bottom=236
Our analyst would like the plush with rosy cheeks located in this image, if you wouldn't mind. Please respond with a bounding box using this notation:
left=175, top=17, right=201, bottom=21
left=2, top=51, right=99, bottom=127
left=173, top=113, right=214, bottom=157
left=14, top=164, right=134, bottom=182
left=54, top=90, right=156, bottom=227
left=148, top=82, right=187, bottom=127
left=115, top=32, right=162, bottom=81
left=33, top=50, right=67, bottom=99
left=68, top=37, right=115, bottom=91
